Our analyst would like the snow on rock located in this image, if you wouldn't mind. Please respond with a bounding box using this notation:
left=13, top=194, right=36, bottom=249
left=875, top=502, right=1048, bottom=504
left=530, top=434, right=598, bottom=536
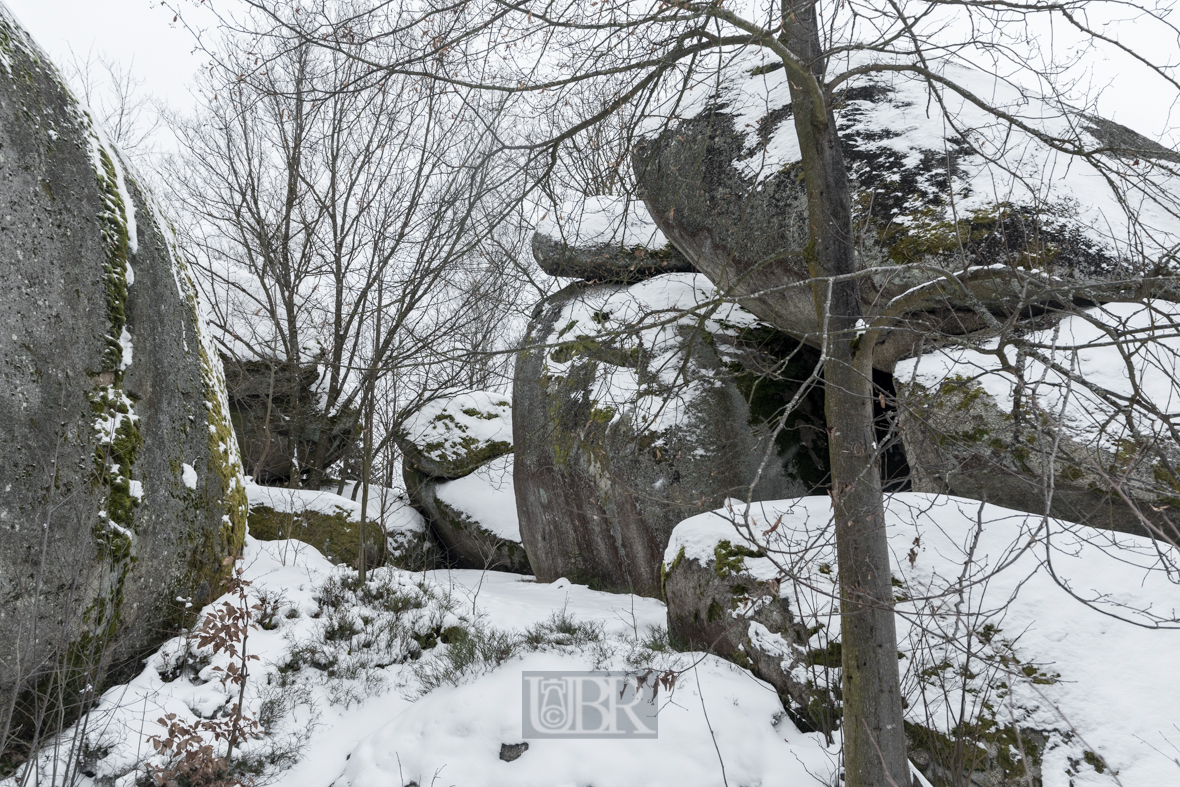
left=665, top=493, right=1180, bottom=787
left=405, top=453, right=529, bottom=573
left=246, top=481, right=427, bottom=568
left=643, top=48, right=1180, bottom=263
left=530, top=195, right=695, bottom=282
left=894, top=301, right=1180, bottom=534
left=246, top=481, right=423, bottom=536
left=536, top=273, right=762, bottom=439
left=398, top=391, right=513, bottom=479
left=634, top=47, right=1180, bottom=370
left=896, top=301, right=1180, bottom=452
left=434, top=454, right=519, bottom=541
left=515, top=273, right=825, bottom=595
left=535, top=194, right=668, bottom=250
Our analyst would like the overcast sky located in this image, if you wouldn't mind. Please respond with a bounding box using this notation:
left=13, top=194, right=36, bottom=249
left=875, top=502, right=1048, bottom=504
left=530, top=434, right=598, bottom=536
left=4, top=0, right=214, bottom=113
left=4, top=0, right=1178, bottom=149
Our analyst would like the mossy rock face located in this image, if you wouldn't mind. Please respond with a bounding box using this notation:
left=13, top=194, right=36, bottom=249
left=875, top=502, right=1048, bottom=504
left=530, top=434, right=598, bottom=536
left=403, top=464, right=530, bottom=574
left=662, top=547, right=839, bottom=736
left=0, top=12, right=246, bottom=744
left=248, top=504, right=381, bottom=569
left=396, top=391, right=513, bottom=479
left=633, top=56, right=1153, bottom=371
left=896, top=373, right=1171, bottom=537
left=513, top=276, right=826, bottom=597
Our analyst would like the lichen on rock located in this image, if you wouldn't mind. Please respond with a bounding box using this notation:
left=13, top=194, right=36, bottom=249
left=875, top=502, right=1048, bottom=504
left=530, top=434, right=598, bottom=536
left=398, top=391, right=513, bottom=479
left=514, top=273, right=827, bottom=596
left=0, top=8, right=250, bottom=741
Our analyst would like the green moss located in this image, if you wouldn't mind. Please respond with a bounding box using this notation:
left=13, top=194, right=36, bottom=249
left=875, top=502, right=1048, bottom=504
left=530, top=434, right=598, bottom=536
left=806, top=640, right=842, bottom=668
left=588, top=405, right=615, bottom=423
left=1082, top=750, right=1107, bottom=774
left=93, top=148, right=131, bottom=374
left=660, top=545, right=685, bottom=599
left=713, top=540, right=764, bottom=578
left=706, top=599, right=723, bottom=623
left=249, top=504, right=374, bottom=568
left=166, top=219, right=249, bottom=611
left=549, top=337, right=641, bottom=368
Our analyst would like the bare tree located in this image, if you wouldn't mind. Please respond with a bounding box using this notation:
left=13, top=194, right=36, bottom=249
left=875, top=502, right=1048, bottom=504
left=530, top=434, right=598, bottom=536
left=62, top=48, right=161, bottom=169
left=163, top=16, right=526, bottom=490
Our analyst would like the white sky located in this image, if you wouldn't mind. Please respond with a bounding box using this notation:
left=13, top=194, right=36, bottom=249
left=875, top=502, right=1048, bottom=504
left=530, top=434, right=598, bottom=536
left=4, top=0, right=214, bottom=113
left=3, top=0, right=1177, bottom=148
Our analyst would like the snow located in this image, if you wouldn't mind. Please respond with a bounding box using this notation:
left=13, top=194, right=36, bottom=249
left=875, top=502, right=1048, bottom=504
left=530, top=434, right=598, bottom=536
left=181, top=463, right=198, bottom=490
left=540, top=273, right=761, bottom=438
left=667, top=493, right=1180, bottom=786
left=246, top=480, right=425, bottom=537
left=642, top=48, right=1180, bottom=267
left=401, top=390, right=512, bottom=465
left=434, top=454, right=519, bottom=541
left=337, top=650, right=832, bottom=787
left=535, top=194, right=668, bottom=250
left=895, top=300, right=1180, bottom=451
left=15, top=488, right=1180, bottom=787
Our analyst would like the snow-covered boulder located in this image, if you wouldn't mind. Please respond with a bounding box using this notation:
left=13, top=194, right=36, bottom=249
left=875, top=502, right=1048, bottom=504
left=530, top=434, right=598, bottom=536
left=664, top=493, right=1180, bottom=786
left=0, top=10, right=247, bottom=712
left=634, top=51, right=1180, bottom=369
left=514, top=274, right=828, bottom=596
left=895, top=301, right=1180, bottom=536
left=532, top=195, right=694, bottom=282
left=404, top=455, right=531, bottom=573
left=246, top=481, right=431, bottom=569
left=397, top=390, right=513, bottom=479
left=399, top=391, right=528, bottom=571
left=661, top=509, right=839, bottom=736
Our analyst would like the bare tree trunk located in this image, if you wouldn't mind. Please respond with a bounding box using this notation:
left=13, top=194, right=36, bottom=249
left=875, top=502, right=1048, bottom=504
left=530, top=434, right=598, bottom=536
left=783, top=3, right=909, bottom=785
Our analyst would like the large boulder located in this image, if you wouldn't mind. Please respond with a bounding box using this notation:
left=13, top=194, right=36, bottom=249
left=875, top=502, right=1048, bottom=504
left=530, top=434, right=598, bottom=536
left=633, top=52, right=1180, bottom=370
left=661, top=518, right=840, bottom=736
left=532, top=195, right=693, bottom=282
left=245, top=481, right=432, bottom=570
left=895, top=301, right=1180, bottom=537
left=0, top=11, right=247, bottom=737
left=514, top=273, right=829, bottom=596
left=404, top=455, right=530, bottom=573
left=397, top=391, right=528, bottom=571
left=221, top=355, right=359, bottom=485
left=398, top=391, right=513, bottom=479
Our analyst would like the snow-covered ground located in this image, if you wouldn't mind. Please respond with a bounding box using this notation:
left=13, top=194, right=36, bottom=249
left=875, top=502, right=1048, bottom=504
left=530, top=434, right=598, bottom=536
left=669, top=494, right=1180, bottom=787
left=8, top=492, right=1179, bottom=787
left=10, top=537, right=846, bottom=787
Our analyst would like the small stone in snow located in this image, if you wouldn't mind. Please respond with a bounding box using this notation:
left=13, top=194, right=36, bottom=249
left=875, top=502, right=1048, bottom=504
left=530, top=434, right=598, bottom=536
left=499, top=742, right=529, bottom=762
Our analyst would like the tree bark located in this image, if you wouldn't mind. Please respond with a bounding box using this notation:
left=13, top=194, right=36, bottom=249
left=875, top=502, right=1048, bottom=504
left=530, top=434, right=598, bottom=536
left=782, top=3, right=909, bottom=785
